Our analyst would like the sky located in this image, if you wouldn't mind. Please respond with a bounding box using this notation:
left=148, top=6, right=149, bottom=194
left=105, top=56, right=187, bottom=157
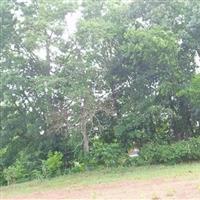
left=64, top=9, right=82, bottom=38
left=195, top=54, right=200, bottom=73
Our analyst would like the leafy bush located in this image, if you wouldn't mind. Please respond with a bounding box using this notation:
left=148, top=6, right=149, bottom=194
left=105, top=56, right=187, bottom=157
left=2, top=151, right=31, bottom=185
left=138, top=136, right=200, bottom=165
left=3, top=159, right=27, bottom=185
left=31, top=169, right=43, bottom=180
left=70, top=161, right=85, bottom=173
left=88, top=140, right=124, bottom=167
left=122, top=156, right=148, bottom=167
left=42, top=151, right=63, bottom=177
left=0, top=148, right=7, bottom=185
left=0, top=168, right=6, bottom=186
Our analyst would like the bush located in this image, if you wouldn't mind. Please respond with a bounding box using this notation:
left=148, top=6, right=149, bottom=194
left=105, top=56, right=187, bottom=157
left=42, top=151, right=63, bottom=177
left=138, top=136, right=200, bottom=165
left=31, top=169, right=43, bottom=180
left=0, top=148, right=7, bottom=185
left=3, top=160, right=26, bottom=185
left=0, top=168, right=6, bottom=186
left=3, top=151, right=31, bottom=185
left=123, top=156, right=148, bottom=167
left=88, top=140, right=125, bottom=167
left=70, top=161, right=85, bottom=173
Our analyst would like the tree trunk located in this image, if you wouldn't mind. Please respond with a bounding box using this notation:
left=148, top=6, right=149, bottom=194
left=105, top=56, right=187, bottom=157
left=80, top=98, right=90, bottom=154
left=82, top=122, right=89, bottom=154
left=111, top=84, right=120, bottom=117
left=45, top=39, right=51, bottom=76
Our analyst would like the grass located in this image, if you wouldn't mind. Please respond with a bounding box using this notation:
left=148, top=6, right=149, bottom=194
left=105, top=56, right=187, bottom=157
left=1, top=162, right=200, bottom=198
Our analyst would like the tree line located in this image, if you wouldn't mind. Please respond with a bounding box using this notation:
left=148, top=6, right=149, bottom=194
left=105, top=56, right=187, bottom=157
left=0, top=0, right=200, bottom=185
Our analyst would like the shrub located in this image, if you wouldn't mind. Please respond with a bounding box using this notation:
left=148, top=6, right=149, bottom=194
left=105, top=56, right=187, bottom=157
left=3, top=151, right=31, bottom=185
left=0, top=148, right=7, bottom=185
left=3, top=160, right=26, bottom=185
left=70, top=161, right=85, bottom=173
left=42, top=151, right=63, bottom=177
left=0, top=168, right=6, bottom=186
left=123, top=156, right=149, bottom=167
left=138, top=136, right=200, bottom=165
left=31, top=169, right=43, bottom=180
left=88, top=140, right=124, bottom=167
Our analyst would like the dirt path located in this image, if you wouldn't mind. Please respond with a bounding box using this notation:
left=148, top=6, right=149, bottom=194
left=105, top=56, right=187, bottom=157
left=11, top=177, right=200, bottom=200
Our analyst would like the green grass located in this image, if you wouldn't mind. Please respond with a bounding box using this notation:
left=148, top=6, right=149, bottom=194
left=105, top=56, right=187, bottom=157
left=1, top=162, right=200, bottom=198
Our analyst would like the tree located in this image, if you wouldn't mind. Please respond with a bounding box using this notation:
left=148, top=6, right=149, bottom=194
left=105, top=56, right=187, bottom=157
left=178, top=74, right=200, bottom=134
left=0, top=0, right=76, bottom=167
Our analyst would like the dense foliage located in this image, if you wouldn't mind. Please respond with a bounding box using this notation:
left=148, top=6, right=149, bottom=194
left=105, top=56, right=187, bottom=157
left=0, top=0, right=200, bottom=185
left=139, top=136, right=200, bottom=165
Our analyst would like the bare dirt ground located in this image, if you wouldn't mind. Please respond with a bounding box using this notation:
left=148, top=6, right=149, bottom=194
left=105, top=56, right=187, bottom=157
left=11, top=177, right=200, bottom=200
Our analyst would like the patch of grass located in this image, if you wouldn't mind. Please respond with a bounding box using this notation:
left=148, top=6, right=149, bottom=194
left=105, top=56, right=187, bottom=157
left=166, top=188, right=176, bottom=197
left=1, top=162, right=200, bottom=198
left=152, top=193, right=160, bottom=200
left=196, top=184, right=200, bottom=192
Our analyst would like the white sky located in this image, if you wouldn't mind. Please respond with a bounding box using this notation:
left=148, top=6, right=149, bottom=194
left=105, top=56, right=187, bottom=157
left=195, top=54, right=200, bottom=73
left=64, top=9, right=82, bottom=38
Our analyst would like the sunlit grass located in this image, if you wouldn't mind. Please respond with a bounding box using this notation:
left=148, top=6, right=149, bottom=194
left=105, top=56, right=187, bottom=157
left=1, top=162, right=200, bottom=198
